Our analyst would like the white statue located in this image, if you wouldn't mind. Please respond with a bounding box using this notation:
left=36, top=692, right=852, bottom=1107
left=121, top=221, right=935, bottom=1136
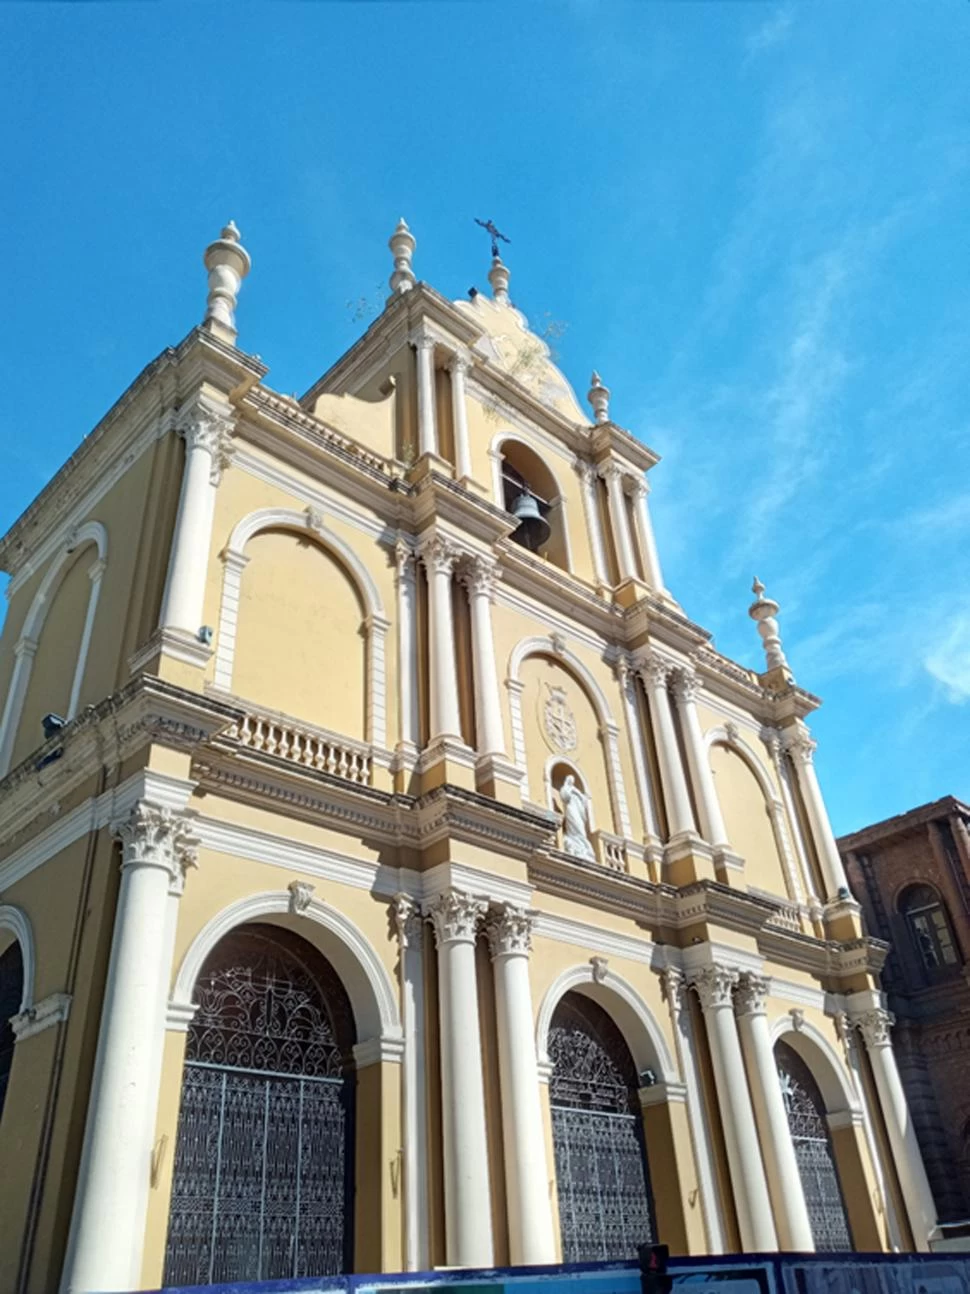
left=559, top=774, right=595, bottom=860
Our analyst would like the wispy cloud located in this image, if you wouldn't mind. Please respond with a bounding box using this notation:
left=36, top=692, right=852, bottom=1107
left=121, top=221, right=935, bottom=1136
left=745, top=4, right=796, bottom=63
left=924, top=611, right=970, bottom=703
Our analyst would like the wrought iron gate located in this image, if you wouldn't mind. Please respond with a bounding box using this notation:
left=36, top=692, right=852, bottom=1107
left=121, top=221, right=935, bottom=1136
left=164, top=926, right=355, bottom=1286
left=550, top=993, right=655, bottom=1262
left=776, top=1040, right=852, bottom=1251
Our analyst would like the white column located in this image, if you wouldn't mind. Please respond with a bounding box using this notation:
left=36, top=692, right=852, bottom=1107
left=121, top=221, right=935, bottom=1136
left=0, top=637, right=37, bottom=775
left=61, top=804, right=198, bottom=1294
left=670, top=668, right=730, bottom=850
left=616, top=658, right=661, bottom=841
left=577, top=461, right=610, bottom=588
left=785, top=728, right=850, bottom=900
left=630, top=480, right=665, bottom=592
left=660, top=966, right=725, bottom=1253
left=463, top=557, right=506, bottom=758
left=689, top=966, right=778, bottom=1252
left=734, top=974, right=815, bottom=1250
left=394, top=541, right=420, bottom=752
left=426, top=890, right=494, bottom=1267
left=637, top=657, right=696, bottom=840
left=851, top=1004, right=938, bottom=1250
left=66, top=557, right=106, bottom=719
left=419, top=536, right=462, bottom=743
left=393, top=895, right=429, bottom=1270
left=599, top=462, right=638, bottom=581
left=486, top=905, right=556, bottom=1265
left=413, top=333, right=438, bottom=459
left=764, top=728, right=816, bottom=907
left=449, top=351, right=473, bottom=482
left=158, top=401, right=234, bottom=636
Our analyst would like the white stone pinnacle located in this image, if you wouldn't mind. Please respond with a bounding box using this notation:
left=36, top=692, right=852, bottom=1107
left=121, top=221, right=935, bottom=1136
left=388, top=217, right=416, bottom=297
left=748, top=576, right=791, bottom=674
left=203, top=220, right=251, bottom=341
left=587, top=371, right=611, bottom=424
left=488, top=254, right=510, bottom=305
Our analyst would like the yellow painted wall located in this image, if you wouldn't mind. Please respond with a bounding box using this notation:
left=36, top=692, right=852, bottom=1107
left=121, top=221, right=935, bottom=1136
left=709, top=742, right=787, bottom=896
left=232, top=528, right=367, bottom=738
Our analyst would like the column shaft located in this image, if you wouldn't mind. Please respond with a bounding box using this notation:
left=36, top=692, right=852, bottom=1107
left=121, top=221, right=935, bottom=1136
left=467, top=571, right=506, bottom=758
left=672, top=672, right=729, bottom=849
left=395, top=545, right=420, bottom=750
left=691, top=967, right=777, bottom=1251
left=578, top=463, right=610, bottom=587
left=427, top=892, right=493, bottom=1267
left=422, top=540, right=462, bottom=742
left=639, top=661, right=695, bottom=840
left=0, top=639, right=36, bottom=775
left=632, top=483, right=665, bottom=591
left=735, top=978, right=814, bottom=1250
left=159, top=431, right=220, bottom=635
left=618, top=662, right=661, bottom=841
left=414, top=337, right=438, bottom=458
left=601, top=464, right=638, bottom=581
left=487, top=907, right=556, bottom=1265
left=61, top=806, right=196, bottom=1294
left=449, top=355, right=473, bottom=482
left=788, top=735, right=849, bottom=898
left=393, top=897, right=429, bottom=1270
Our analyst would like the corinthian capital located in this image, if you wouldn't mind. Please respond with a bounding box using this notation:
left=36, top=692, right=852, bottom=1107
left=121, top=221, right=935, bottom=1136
left=485, top=903, right=536, bottom=958
left=598, top=460, right=627, bottom=487
left=660, top=965, right=688, bottom=1012
left=419, top=533, right=460, bottom=578
left=734, top=972, right=769, bottom=1018
left=459, top=554, right=499, bottom=599
left=636, top=652, right=672, bottom=691
left=689, top=965, right=738, bottom=1011
left=110, top=803, right=199, bottom=896
left=784, top=727, right=817, bottom=766
left=177, top=400, right=236, bottom=484
left=424, top=890, right=488, bottom=947
left=392, top=893, right=423, bottom=949
left=851, top=1007, right=895, bottom=1049
left=670, top=666, right=699, bottom=704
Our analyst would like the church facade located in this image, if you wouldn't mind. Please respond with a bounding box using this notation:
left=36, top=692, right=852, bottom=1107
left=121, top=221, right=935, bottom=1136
left=0, top=220, right=940, bottom=1294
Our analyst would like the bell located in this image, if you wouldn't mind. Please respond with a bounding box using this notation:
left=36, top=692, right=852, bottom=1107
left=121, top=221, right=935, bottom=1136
left=510, top=489, right=551, bottom=553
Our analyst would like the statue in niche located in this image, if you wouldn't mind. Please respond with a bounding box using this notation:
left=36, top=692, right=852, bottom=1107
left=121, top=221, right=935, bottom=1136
left=559, top=774, right=595, bottom=861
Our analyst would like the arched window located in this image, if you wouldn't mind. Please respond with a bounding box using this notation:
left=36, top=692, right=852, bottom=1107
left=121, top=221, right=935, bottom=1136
left=775, top=1040, right=851, bottom=1251
left=0, top=942, right=24, bottom=1121
left=549, top=992, right=654, bottom=1261
left=898, top=884, right=960, bottom=976
left=164, top=924, right=356, bottom=1286
left=499, top=440, right=569, bottom=570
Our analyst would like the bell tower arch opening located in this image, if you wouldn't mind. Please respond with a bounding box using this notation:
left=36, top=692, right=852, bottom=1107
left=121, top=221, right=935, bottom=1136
left=498, top=438, right=569, bottom=570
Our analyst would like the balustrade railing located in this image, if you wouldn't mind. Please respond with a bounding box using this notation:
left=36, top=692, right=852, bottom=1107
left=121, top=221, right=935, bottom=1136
left=226, top=707, right=373, bottom=786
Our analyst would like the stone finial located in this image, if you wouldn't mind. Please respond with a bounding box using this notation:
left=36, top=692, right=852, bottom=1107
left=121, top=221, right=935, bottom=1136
left=203, top=221, right=251, bottom=341
left=748, top=577, right=791, bottom=674
left=588, top=371, right=611, bottom=424
left=388, top=218, right=416, bottom=297
left=488, top=255, right=510, bottom=305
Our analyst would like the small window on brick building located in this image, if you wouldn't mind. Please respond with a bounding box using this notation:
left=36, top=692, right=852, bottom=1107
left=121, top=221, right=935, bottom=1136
left=898, top=883, right=960, bottom=975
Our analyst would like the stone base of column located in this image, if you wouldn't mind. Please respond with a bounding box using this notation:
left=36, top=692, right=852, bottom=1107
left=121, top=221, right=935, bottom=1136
left=712, top=846, right=746, bottom=886
left=475, top=754, right=523, bottom=803
left=418, top=737, right=477, bottom=791
left=392, top=743, right=420, bottom=794
left=824, top=896, right=865, bottom=941
left=129, top=627, right=213, bottom=679
left=664, top=835, right=717, bottom=885
left=406, top=452, right=454, bottom=485
left=613, top=576, right=651, bottom=609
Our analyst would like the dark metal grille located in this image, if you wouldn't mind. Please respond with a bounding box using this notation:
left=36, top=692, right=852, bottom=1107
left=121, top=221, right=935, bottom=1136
left=0, top=942, right=23, bottom=1120
left=776, top=1040, right=852, bottom=1252
left=550, top=993, right=654, bottom=1261
left=164, top=926, right=355, bottom=1286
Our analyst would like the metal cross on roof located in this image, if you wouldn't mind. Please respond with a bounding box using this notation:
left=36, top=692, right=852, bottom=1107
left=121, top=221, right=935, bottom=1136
left=474, top=218, right=511, bottom=258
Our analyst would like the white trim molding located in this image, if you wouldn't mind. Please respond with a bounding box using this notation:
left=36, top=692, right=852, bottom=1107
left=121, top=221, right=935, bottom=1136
left=770, top=1013, right=861, bottom=1118
left=214, top=506, right=389, bottom=747
left=12, top=990, right=72, bottom=1042
left=535, top=961, right=678, bottom=1082
left=0, top=904, right=35, bottom=1012
left=171, top=890, right=401, bottom=1042
left=0, top=521, right=108, bottom=775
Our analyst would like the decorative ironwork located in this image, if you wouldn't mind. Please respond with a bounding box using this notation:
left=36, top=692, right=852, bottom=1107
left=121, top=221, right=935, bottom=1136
left=776, top=1040, right=851, bottom=1251
left=549, top=993, right=654, bottom=1261
left=164, top=926, right=356, bottom=1286
left=0, top=942, right=22, bottom=1118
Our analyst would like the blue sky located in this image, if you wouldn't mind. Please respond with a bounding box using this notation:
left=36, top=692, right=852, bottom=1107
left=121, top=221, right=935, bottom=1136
left=1, top=2, right=967, bottom=834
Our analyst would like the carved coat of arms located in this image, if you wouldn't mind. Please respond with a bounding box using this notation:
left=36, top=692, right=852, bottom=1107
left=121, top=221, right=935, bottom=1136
left=542, top=685, right=577, bottom=753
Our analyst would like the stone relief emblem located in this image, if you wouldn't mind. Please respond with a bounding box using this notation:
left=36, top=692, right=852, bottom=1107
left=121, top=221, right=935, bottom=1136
left=541, top=684, right=577, bottom=753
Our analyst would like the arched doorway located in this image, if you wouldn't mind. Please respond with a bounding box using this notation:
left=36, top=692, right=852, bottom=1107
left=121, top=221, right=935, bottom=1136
left=164, top=923, right=357, bottom=1286
left=549, top=992, right=655, bottom=1261
left=0, top=941, right=23, bottom=1121
left=775, top=1039, right=851, bottom=1251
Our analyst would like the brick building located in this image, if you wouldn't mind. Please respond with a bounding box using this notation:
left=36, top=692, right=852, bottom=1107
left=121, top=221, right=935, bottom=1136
left=841, top=797, right=970, bottom=1226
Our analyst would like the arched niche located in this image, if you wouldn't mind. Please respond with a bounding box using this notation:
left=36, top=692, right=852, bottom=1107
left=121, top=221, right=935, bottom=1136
left=0, top=521, right=108, bottom=774
left=507, top=636, right=630, bottom=838
left=491, top=434, right=572, bottom=572
left=214, top=509, right=389, bottom=749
